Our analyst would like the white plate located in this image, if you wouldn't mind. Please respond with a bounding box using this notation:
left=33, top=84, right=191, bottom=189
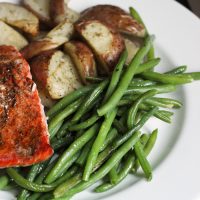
left=1, top=0, right=200, bottom=200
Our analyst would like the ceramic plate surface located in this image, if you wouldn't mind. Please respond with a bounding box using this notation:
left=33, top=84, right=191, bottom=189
left=0, top=0, right=200, bottom=200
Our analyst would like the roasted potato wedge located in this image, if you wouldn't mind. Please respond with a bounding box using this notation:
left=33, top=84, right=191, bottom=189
left=0, top=3, right=39, bottom=36
left=21, top=20, right=74, bottom=59
left=0, top=21, right=28, bottom=50
left=80, top=5, right=146, bottom=38
left=64, top=41, right=97, bottom=84
left=30, top=50, right=82, bottom=99
left=23, top=0, right=51, bottom=24
left=124, top=38, right=140, bottom=65
left=75, top=20, right=125, bottom=74
left=50, top=0, right=80, bottom=26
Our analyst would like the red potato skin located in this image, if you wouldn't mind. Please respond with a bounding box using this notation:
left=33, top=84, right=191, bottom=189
left=80, top=5, right=145, bottom=37
left=20, top=40, right=56, bottom=60
left=23, top=0, right=51, bottom=25
left=29, top=50, right=56, bottom=88
left=0, top=46, right=53, bottom=168
left=75, top=20, right=125, bottom=73
left=50, top=0, right=65, bottom=26
left=65, top=41, right=97, bottom=84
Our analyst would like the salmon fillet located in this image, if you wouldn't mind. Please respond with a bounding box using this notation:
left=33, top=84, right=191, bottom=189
left=0, top=46, right=53, bottom=168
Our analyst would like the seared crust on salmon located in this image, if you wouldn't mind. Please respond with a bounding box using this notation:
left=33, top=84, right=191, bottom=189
left=0, top=46, right=53, bottom=168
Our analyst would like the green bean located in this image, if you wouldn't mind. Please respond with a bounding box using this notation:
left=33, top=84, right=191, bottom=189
left=147, top=100, right=173, bottom=109
left=83, top=109, right=118, bottom=180
left=57, top=131, right=140, bottom=198
left=154, top=111, right=171, bottom=123
left=130, top=79, right=156, bottom=87
left=76, top=139, right=94, bottom=166
left=0, top=175, right=9, bottom=190
left=118, top=98, right=172, bottom=123
left=134, top=141, right=152, bottom=181
left=141, top=71, right=193, bottom=84
left=147, top=47, right=155, bottom=61
left=34, top=160, right=55, bottom=185
left=51, top=166, right=78, bottom=187
left=160, top=109, right=173, bottom=116
left=53, top=172, right=82, bottom=198
left=145, top=98, right=182, bottom=109
left=127, top=92, right=154, bottom=181
left=185, top=72, right=200, bottom=80
left=138, top=103, right=173, bottom=123
left=26, top=160, right=56, bottom=200
left=98, top=35, right=154, bottom=116
left=165, top=66, right=187, bottom=74
left=129, top=7, right=146, bottom=27
left=150, top=97, right=182, bottom=108
left=69, top=114, right=100, bottom=131
left=140, top=134, right=150, bottom=146
left=45, top=123, right=100, bottom=184
left=86, top=76, right=105, bottom=83
left=56, top=122, right=72, bottom=138
left=121, top=95, right=182, bottom=109
left=74, top=119, right=116, bottom=156
left=72, top=80, right=109, bottom=122
left=38, top=193, right=53, bottom=200
left=6, top=168, right=55, bottom=192
left=51, top=134, right=74, bottom=151
left=112, top=107, right=158, bottom=149
left=133, top=102, right=174, bottom=118
left=87, top=59, right=159, bottom=85
left=125, top=84, right=176, bottom=95
left=17, top=164, right=41, bottom=200
left=135, top=129, right=158, bottom=171
left=87, top=58, right=159, bottom=86
left=135, top=58, right=160, bottom=74
left=46, top=85, right=94, bottom=119
left=129, top=7, right=155, bottom=60
left=99, top=128, right=118, bottom=152
left=50, top=152, right=80, bottom=182
left=95, top=151, right=135, bottom=192
left=28, top=166, right=78, bottom=200
left=50, top=120, right=64, bottom=139
left=103, top=50, right=128, bottom=102
left=97, top=107, right=158, bottom=169
left=130, top=133, right=150, bottom=172
left=118, top=99, right=133, bottom=106
left=108, top=163, right=119, bottom=185
left=113, top=119, right=127, bottom=134
left=53, top=108, right=157, bottom=196
left=48, top=98, right=83, bottom=135
left=27, top=193, right=41, bottom=200
left=127, top=90, right=157, bottom=129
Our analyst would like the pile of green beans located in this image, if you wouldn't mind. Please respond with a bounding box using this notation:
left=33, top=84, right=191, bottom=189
left=1, top=6, right=200, bottom=200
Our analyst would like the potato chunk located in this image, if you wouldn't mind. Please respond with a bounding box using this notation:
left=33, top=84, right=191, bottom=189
left=0, top=3, right=39, bottom=36
left=0, top=21, right=28, bottom=50
left=30, top=50, right=82, bottom=99
left=75, top=20, right=125, bottom=74
left=23, top=0, right=51, bottom=24
left=21, top=20, right=74, bottom=59
left=80, top=5, right=146, bottom=37
left=64, top=41, right=97, bottom=84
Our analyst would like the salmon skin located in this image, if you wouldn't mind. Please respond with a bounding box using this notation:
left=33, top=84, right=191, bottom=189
left=0, top=46, right=53, bottom=168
